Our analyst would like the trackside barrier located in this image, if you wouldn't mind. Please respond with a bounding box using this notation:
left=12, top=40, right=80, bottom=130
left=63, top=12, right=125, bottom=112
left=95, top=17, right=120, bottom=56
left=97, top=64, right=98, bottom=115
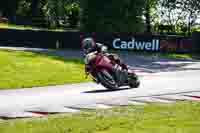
left=192, top=32, right=200, bottom=53
left=0, top=29, right=194, bottom=53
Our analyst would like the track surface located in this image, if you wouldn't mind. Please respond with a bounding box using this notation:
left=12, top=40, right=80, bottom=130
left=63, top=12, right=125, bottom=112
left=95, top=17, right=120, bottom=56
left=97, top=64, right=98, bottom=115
left=0, top=47, right=200, bottom=119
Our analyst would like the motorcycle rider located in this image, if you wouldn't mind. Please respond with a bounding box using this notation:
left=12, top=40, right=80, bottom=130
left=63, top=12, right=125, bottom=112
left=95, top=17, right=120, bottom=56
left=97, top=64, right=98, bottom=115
left=82, top=37, right=108, bottom=55
left=81, top=37, right=123, bottom=64
left=82, top=37, right=128, bottom=84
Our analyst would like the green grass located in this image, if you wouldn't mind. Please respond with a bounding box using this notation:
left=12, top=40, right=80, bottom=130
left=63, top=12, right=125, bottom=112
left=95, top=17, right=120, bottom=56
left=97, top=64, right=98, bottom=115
left=0, top=50, right=90, bottom=90
left=0, top=101, right=200, bottom=133
left=114, top=50, right=199, bottom=60
left=0, top=23, right=78, bottom=32
left=0, top=23, right=33, bottom=30
left=165, top=53, right=193, bottom=59
left=149, top=52, right=195, bottom=60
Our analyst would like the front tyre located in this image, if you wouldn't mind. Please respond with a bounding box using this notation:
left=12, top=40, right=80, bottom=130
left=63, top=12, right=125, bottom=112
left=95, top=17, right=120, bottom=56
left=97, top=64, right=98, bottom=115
left=129, top=74, right=140, bottom=88
left=97, top=69, right=118, bottom=90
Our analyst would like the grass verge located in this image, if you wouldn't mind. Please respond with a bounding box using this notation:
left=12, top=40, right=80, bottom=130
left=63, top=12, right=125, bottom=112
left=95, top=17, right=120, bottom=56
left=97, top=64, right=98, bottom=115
left=0, top=101, right=200, bottom=133
left=0, top=23, right=78, bottom=32
left=0, top=49, right=90, bottom=90
left=152, top=52, right=199, bottom=60
left=114, top=50, right=200, bottom=60
left=150, top=53, right=196, bottom=60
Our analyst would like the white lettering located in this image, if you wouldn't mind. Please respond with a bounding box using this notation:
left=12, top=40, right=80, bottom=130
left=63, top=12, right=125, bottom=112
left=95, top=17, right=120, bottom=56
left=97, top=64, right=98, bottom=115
left=127, top=38, right=135, bottom=49
left=113, top=38, right=121, bottom=49
left=112, top=38, right=160, bottom=51
left=135, top=42, right=145, bottom=50
left=145, top=42, right=152, bottom=50
left=156, top=40, right=160, bottom=51
left=152, top=40, right=155, bottom=50
left=121, top=41, right=127, bottom=49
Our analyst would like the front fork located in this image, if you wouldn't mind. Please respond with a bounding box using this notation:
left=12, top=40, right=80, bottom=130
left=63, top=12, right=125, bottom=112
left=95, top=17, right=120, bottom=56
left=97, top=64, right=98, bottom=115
left=85, top=73, right=89, bottom=79
left=85, top=65, right=90, bottom=79
left=85, top=65, right=100, bottom=83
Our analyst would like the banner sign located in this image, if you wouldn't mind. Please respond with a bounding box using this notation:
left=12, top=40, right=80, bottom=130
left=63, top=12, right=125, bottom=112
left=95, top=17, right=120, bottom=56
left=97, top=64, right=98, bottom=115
left=0, top=29, right=194, bottom=53
left=86, top=33, right=193, bottom=53
left=112, top=38, right=160, bottom=51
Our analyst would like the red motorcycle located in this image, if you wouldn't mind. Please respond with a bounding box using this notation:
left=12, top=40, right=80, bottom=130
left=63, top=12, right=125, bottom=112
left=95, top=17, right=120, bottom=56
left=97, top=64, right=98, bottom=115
left=84, top=51, right=140, bottom=90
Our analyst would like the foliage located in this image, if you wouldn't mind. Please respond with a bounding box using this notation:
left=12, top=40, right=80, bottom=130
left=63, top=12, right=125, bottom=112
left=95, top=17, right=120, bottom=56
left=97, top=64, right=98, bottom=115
left=16, top=0, right=31, bottom=17
left=153, top=0, right=200, bottom=33
left=0, top=0, right=199, bottom=31
left=65, top=2, right=80, bottom=28
left=144, top=0, right=159, bottom=32
left=0, top=0, right=80, bottom=28
left=180, top=0, right=200, bottom=34
left=80, top=0, right=145, bottom=32
left=42, top=0, right=80, bottom=28
left=0, top=0, right=19, bottom=23
left=42, top=0, right=63, bottom=28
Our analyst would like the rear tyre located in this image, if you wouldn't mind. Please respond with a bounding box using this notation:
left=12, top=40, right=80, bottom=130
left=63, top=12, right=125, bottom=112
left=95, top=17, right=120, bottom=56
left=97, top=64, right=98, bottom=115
left=97, top=69, right=118, bottom=90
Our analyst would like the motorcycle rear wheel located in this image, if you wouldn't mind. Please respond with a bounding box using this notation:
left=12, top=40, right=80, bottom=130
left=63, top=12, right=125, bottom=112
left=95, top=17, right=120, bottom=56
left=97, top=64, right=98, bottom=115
left=97, top=69, right=118, bottom=90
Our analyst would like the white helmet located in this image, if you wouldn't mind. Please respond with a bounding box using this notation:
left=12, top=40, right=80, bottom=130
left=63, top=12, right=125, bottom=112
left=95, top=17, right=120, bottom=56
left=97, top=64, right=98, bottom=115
left=82, top=37, right=96, bottom=54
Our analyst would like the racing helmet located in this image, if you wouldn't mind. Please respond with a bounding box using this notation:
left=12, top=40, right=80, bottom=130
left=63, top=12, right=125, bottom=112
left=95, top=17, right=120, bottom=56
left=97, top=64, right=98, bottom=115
left=82, top=37, right=96, bottom=54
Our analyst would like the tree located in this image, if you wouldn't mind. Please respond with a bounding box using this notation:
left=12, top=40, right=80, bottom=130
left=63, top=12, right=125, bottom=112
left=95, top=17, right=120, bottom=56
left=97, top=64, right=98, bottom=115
left=16, top=0, right=32, bottom=17
left=42, top=0, right=80, bottom=28
left=0, top=0, right=20, bottom=23
left=154, top=0, right=200, bottom=34
left=65, top=2, right=80, bottom=28
left=144, top=0, right=158, bottom=32
left=80, top=0, right=146, bottom=32
left=180, top=0, right=200, bottom=34
left=30, top=0, right=48, bottom=27
left=156, top=0, right=184, bottom=27
left=30, top=0, right=40, bottom=17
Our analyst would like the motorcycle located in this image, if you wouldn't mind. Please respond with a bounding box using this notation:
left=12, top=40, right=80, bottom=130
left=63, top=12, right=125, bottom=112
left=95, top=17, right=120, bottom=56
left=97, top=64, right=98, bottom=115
left=84, top=51, right=140, bottom=90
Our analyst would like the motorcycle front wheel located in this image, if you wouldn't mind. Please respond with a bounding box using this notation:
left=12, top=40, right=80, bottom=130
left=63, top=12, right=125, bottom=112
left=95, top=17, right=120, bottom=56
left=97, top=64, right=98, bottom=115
left=128, top=73, right=140, bottom=88
left=97, top=69, right=118, bottom=90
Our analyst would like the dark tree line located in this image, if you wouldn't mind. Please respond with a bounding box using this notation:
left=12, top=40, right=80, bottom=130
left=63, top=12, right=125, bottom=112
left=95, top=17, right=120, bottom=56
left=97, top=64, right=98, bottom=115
left=0, top=0, right=199, bottom=32
left=0, top=0, right=80, bottom=28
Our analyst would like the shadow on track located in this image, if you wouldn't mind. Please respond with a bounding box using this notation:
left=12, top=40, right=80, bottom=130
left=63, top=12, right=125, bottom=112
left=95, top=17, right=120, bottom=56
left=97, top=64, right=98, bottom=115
left=83, top=87, right=133, bottom=94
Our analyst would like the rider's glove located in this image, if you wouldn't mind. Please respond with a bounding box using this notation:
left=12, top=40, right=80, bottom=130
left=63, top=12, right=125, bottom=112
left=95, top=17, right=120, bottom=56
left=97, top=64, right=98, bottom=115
left=101, top=46, right=108, bottom=54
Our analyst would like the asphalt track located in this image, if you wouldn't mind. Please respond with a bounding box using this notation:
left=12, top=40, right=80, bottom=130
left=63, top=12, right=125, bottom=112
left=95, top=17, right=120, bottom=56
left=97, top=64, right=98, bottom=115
left=0, top=47, right=200, bottom=119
